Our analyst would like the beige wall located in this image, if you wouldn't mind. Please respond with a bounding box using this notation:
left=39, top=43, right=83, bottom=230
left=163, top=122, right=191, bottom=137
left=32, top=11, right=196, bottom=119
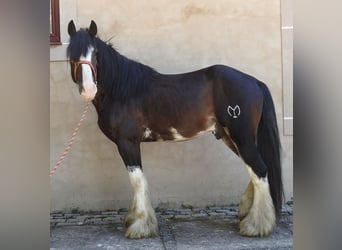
left=50, top=0, right=293, bottom=212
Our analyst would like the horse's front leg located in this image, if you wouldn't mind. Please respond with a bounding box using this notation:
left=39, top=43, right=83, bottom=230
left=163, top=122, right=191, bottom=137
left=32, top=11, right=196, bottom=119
left=116, top=138, right=159, bottom=239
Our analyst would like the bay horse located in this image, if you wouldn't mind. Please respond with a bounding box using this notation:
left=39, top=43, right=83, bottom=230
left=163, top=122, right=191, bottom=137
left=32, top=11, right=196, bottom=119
left=66, top=20, right=283, bottom=239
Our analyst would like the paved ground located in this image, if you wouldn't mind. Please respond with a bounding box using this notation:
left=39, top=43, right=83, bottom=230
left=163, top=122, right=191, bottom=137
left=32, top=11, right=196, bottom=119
left=50, top=205, right=293, bottom=250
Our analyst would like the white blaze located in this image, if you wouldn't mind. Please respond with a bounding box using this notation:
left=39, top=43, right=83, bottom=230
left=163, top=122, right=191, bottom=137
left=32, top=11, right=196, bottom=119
left=79, top=46, right=97, bottom=101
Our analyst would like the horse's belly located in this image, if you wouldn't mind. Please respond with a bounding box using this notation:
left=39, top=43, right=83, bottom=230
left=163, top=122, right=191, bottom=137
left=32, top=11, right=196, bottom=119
left=141, top=120, right=216, bottom=142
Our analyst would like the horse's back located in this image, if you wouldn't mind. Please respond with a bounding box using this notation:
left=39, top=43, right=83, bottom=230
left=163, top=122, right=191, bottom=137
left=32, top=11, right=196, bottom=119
left=140, top=69, right=217, bottom=141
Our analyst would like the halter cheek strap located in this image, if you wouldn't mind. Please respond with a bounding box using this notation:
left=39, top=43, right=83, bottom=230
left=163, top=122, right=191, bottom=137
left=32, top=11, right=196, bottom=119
left=70, top=60, right=97, bottom=84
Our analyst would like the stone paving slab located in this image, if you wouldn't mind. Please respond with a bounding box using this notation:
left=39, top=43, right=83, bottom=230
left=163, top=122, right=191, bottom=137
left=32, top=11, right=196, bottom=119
left=51, top=224, right=163, bottom=250
left=50, top=205, right=293, bottom=250
left=170, top=217, right=292, bottom=250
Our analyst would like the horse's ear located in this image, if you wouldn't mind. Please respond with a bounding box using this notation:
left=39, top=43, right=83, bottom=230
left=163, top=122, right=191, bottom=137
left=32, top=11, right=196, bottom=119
left=88, top=20, right=97, bottom=37
left=68, top=20, right=76, bottom=36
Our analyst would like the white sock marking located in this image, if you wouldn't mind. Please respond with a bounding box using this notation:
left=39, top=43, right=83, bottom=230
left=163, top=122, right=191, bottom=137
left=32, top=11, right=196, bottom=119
left=126, top=167, right=158, bottom=238
left=240, top=166, right=276, bottom=236
left=128, top=168, right=148, bottom=213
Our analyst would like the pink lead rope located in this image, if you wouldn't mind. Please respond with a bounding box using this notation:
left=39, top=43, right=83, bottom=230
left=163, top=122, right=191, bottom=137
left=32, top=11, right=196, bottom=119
left=50, top=102, right=91, bottom=177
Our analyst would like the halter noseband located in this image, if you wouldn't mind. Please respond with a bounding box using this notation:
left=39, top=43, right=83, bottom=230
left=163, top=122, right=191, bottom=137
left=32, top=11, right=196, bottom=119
left=70, top=60, right=97, bottom=84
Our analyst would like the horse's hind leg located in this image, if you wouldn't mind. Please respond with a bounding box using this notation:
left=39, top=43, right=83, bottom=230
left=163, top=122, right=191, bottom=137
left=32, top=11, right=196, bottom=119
left=220, top=125, right=275, bottom=236
left=116, top=138, right=158, bottom=239
left=237, top=180, right=254, bottom=220
left=235, top=140, right=276, bottom=237
left=219, top=127, right=254, bottom=220
left=242, top=167, right=275, bottom=237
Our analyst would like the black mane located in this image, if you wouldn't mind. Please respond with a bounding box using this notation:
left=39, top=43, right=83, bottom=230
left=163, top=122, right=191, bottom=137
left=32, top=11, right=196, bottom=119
left=94, top=38, right=156, bottom=104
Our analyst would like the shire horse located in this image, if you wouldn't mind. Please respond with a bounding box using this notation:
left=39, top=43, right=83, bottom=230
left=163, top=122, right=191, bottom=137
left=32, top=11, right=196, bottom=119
left=67, top=20, right=283, bottom=239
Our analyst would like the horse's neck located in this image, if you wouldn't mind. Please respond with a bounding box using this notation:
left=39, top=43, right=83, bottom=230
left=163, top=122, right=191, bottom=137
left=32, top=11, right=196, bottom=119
left=93, top=38, right=156, bottom=111
left=92, top=40, right=116, bottom=110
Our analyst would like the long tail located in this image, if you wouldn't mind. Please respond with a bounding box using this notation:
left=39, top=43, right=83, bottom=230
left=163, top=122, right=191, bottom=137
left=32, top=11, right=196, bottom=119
left=257, top=81, right=283, bottom=219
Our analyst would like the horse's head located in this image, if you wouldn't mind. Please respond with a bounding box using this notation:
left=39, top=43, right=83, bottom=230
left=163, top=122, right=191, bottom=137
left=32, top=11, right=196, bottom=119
left=67, top=20, right=98, bottom=101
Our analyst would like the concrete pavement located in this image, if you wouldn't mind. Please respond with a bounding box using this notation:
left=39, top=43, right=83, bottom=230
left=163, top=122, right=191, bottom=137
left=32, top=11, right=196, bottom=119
left=50, top=205, right=293, bottom=250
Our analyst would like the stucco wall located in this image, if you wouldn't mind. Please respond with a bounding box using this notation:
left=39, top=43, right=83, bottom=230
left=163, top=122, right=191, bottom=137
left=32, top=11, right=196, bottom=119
left=50, top=0, right=293, bottom=212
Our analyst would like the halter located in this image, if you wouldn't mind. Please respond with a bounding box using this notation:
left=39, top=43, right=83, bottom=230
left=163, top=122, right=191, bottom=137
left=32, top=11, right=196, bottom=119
left=70, top=60, right=97, bottom=84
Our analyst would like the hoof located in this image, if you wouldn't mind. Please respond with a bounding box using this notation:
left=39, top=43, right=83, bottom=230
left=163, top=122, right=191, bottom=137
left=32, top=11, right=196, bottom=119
left=125, top=218, right=159, bottom=239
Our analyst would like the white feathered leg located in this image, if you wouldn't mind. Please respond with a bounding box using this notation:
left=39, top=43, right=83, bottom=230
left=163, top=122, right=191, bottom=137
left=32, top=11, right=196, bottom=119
left=124, top=167, right=159, bottom=239
left=238, top=180, right=254, bottom=220
left=239, top=166, right=276, bottom=237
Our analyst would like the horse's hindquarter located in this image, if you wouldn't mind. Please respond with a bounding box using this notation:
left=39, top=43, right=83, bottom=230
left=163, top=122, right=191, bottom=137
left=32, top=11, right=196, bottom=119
left=210, top=65, right=264, bottom=124
left=141, top=69, right=216, bottom=142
